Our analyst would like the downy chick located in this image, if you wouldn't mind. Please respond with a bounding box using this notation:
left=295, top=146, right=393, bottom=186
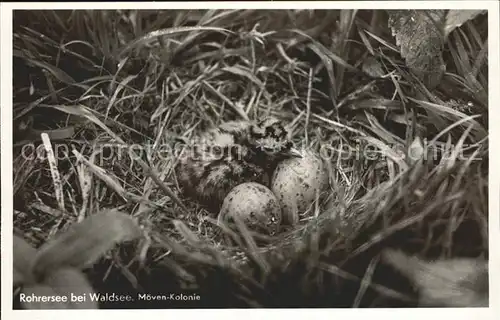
left=175, top=117, right=301, bottom=213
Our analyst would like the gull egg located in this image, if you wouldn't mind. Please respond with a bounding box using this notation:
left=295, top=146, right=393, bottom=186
left=218, top=182, right=282, bottom=237
left=271, top=151, right=329, bottom=225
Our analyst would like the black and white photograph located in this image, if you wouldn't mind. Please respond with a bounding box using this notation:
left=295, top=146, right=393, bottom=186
left=5, top=4, right=495, bottom=313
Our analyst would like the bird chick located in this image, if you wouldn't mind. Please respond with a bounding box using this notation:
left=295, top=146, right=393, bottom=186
left=175, top=117, right=300, bottom=213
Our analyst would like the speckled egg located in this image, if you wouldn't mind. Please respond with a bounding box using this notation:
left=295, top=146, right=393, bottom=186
left=271, top=151, right=329, bottom=226
left=218, top=182, right=282, bottom=236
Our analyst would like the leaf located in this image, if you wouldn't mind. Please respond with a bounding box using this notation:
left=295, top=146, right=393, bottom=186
left=20, top=284, right=72, bottom=309
left=72, top=149, right=128, bottom=200
left=382, top=249, right=488, bottom=307
left=46, top=104, right=123, bottom=142
left=361, top=136, right=408, bottom=171
left=32, top=126, right=76, bottom=141
left=222, top=66, right=265, bottom=89
left=173, top=220, right=201, bottom=246
left=14, top=54, right=75, bottom=84
left=362, top=56, right=385, bottom=78
left=13, top=235, right=37, bottom=286
left=356, top=26, right=375, bottom=55
left=41, top=133, right=65, bottom=213
left=43, top=268, right=99, bottom=309
left=118, top=26, right=234, bottom=59
left=105, top=74, right=137, bottom=119
left=445, top=10, right=487, bottom=37
left=76, top=152, right=95, bottom=222
left=357, top=112, right=404, bottom=146
left=232, top=214, right=270, bottom=274
left=407, top=136, right=424, bottom=165
left=32, top=210, right=143, bottom=278
left=410, top=98, right=487, bottom=142
left=388, top=10, right=446, bottom=89
left=202, top=81, right=249, bottom=121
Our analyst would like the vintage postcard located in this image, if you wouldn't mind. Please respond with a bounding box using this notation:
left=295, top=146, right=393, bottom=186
left=1, top=2, right=499, bottom=320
